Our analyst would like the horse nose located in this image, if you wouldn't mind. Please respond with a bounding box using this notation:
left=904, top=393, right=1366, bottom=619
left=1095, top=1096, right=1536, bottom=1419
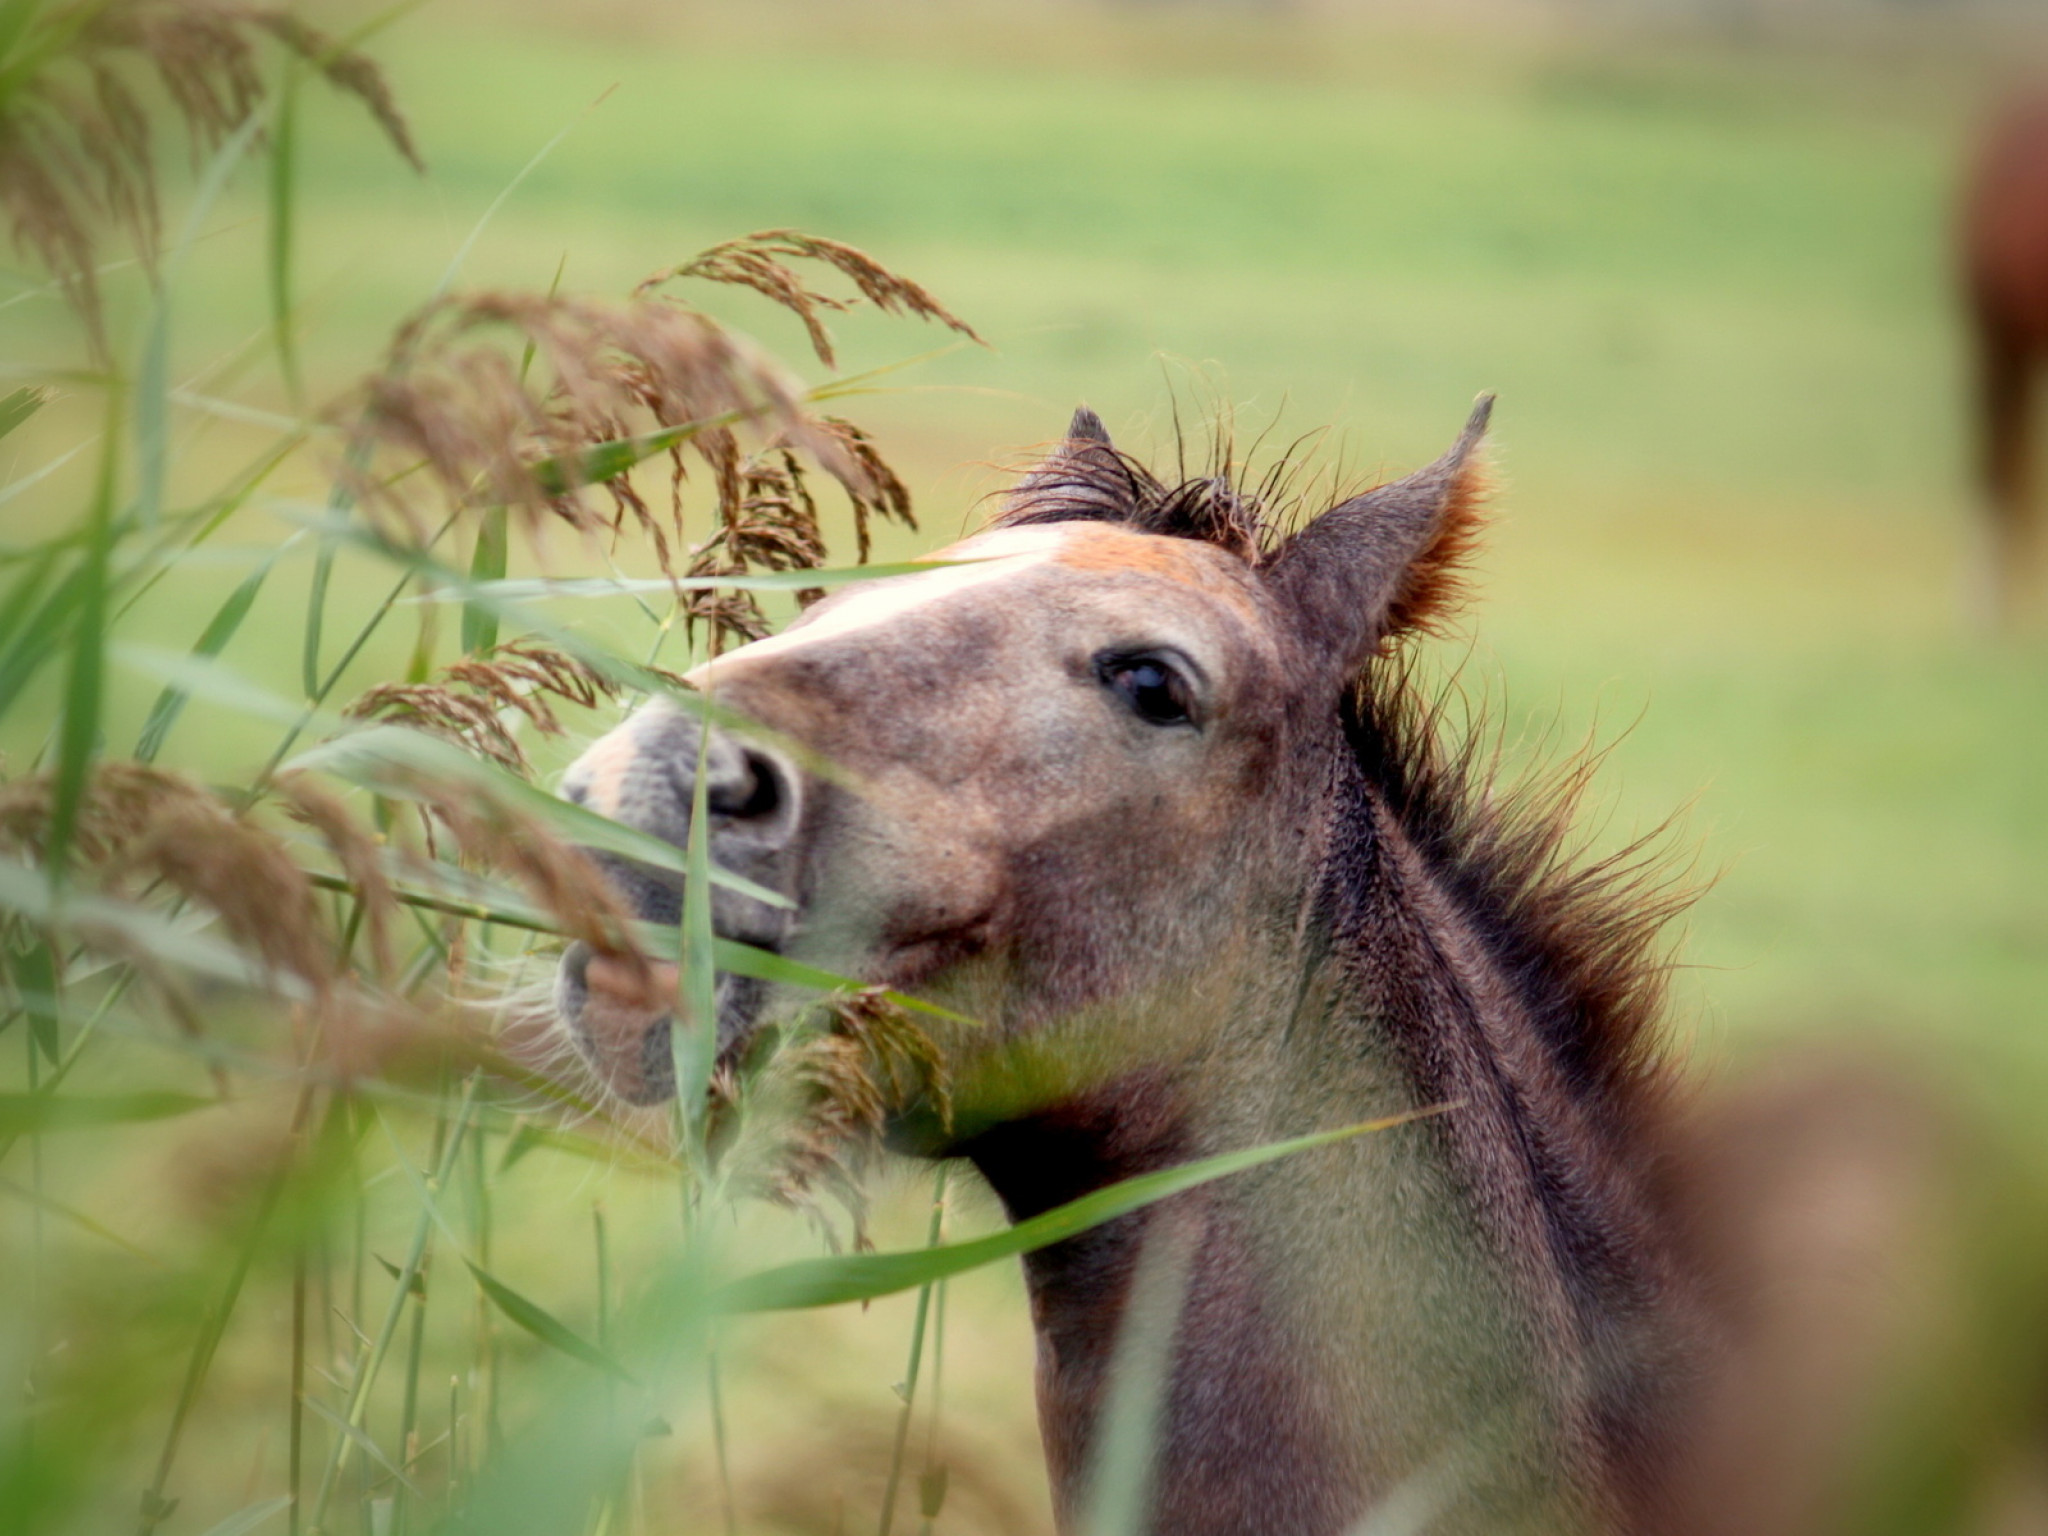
left=561, top=703, right=800, bottom=857
left=696, top=740, right=791, bottom=827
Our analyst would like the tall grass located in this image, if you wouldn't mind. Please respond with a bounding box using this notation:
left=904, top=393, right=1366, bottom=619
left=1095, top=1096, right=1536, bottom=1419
left=0, top=6, right=937, bottom=1531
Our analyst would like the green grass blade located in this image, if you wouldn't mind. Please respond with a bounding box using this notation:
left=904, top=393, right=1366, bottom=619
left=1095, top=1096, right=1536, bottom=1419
left=0, top=1091, right=214, bottom=1135
left=719, top=1108, right=1449, bottom=1313
left=0, top=539, right=58, bottom=653
left=703, top=938, right=970, bottom=1025
left=464, top=1259, right=637, bottom=1384
left=136, top=107, right=270, bottom=533
left=0, top=437, right=87, bottom=510
left=265, top=509, right=466, bottom=792
left=301, top=863, right=955, bottom=1041
left=298, top=444, right=381, bottom=706
left=675, top=725, right=717, bottom=1138
left=110, top=439, right=306, bottom=629
left=436, top=1248, right=714, bottom=1536
left=0, top=383, right=46, bottom=441
left=47, top=404, right=118, bottom=880
left=0, top=555, right=81, bottom=723
left=266, top=61, right=303, bottom=403
left=133, top=554, right=279, bottom=761
left=288, top=724, right=793, bottom=910
left=140, top=1119, right=309, bottom=1536
left=0, top=0, right=96, bottom=107
left=10, top=936, right=58, bottom=1062
left=495, top=1119, right=643, bottom=1173
left=433, top=93, right=606, bottom=300
left=300, top=527, right=336, bottom=699
left=311, top=1078, right=479, bottom=1526
left=801, top=336, right=983, bottom=404
left=877, top=1165, right=949, bottom=1536
left=461, top=507, right=507, bottom=655
left=530, top=407, right=748, bottom=495
left=303, top=1397, right=421, bottom=1495
left=424, top=561, right=975, bottom=604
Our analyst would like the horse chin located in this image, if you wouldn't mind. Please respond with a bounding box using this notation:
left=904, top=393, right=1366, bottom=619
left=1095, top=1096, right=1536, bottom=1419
left=553, top=945, right=771, bottom=1108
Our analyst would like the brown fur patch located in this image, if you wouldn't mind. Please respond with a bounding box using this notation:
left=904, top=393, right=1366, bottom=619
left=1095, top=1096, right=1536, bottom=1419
left=1052, top=531, right=1213, bottom=580
left=1048, top=524, right=1263, bottom=614
left=1380, top=459, right=1490, bottom=642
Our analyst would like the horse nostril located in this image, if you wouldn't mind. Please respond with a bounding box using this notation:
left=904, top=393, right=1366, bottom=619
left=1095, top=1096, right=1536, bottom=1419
left=707, top=748, right=786, bottom=823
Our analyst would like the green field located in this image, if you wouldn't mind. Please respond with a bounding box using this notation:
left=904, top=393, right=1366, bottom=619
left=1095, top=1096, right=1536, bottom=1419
left=3, top=3, right=2044, bottom=1531
left=11, top=0, right=2034, bottom=1060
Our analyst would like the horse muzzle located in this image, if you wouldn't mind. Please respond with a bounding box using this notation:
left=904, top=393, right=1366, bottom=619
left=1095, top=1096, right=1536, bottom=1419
left=552, top=699, right=803, bottom=1104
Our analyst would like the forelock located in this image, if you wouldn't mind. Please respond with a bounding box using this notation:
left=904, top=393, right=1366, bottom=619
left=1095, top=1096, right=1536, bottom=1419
left=994, top=437, right=1266, bottom=563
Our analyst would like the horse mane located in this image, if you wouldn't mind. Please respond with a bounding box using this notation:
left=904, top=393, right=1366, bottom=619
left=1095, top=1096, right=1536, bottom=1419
left=995, top=426, right=1695, bottom=1132
left=1342, top=662, right=1694, bottom=1131
left=995, top=423, right=1267, bottom=561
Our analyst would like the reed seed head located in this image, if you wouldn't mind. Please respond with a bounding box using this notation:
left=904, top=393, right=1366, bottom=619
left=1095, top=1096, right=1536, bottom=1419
left=0, top=1, right=419, bottom=350
left=714, top=988, right=953, bottom=1241
left=0, top=761, right=331, bottom=994
left=346, top=641, right=623, bottom=775
left=638, top=228, right=986, bottom=370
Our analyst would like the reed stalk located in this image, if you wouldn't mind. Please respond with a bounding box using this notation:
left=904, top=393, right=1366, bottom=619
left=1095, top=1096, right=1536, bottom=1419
left=878, top=1164, right=950, bottom=1536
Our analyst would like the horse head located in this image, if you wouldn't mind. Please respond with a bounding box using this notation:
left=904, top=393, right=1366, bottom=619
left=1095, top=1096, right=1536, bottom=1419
left=552, top=400, right=1492, bottom=1118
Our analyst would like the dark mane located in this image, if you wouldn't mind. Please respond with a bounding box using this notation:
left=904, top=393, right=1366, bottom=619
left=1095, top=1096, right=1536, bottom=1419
left=995, top=427, right=1694, bottom=1131
left=1343, top=660, right=1693, bottom=1131
left=996, top=420, right=1268, bottom=561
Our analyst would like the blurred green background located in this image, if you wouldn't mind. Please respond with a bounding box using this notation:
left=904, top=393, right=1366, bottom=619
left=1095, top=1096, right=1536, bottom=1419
left=4, top=1, right=2045, bottom=1529
left=11, top=0, right=2041, bottom=1063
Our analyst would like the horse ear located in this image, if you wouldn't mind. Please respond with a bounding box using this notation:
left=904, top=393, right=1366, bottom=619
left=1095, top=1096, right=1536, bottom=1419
left=1000, top=406, right=1141, bottom=524
left=1266, top=395, right=1493, bottom=681
left=1066, top=406, right=1112, bottom=445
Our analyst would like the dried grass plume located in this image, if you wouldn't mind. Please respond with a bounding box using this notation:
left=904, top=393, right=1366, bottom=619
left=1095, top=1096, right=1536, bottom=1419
left=713, top=988, right=953, bottom=1241
left=0, top=0, right=421, bottom=350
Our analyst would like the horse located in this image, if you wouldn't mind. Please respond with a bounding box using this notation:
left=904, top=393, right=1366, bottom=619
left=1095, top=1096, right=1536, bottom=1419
left=1961, top=91, right=2048, bottom=622
left=551, top=398, right=1722, bottom=1534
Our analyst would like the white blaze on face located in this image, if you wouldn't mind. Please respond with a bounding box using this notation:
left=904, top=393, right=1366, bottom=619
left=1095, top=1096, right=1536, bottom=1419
left=685, top=523, right=1074, bottom=683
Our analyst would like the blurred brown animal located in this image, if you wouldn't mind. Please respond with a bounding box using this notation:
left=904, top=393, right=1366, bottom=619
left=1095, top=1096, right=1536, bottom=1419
left=1660, top=1051, right=2048, bottom=1536
left=1961, top=93, right=2048, bottom=621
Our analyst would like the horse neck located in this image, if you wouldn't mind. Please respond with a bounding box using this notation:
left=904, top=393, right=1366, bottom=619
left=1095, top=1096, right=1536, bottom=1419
left=961, top=755, right=1681, bottom=1536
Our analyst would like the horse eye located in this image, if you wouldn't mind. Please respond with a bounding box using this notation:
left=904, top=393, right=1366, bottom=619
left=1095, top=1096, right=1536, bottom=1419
left=1102, top=656, right=1194, bottom=726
